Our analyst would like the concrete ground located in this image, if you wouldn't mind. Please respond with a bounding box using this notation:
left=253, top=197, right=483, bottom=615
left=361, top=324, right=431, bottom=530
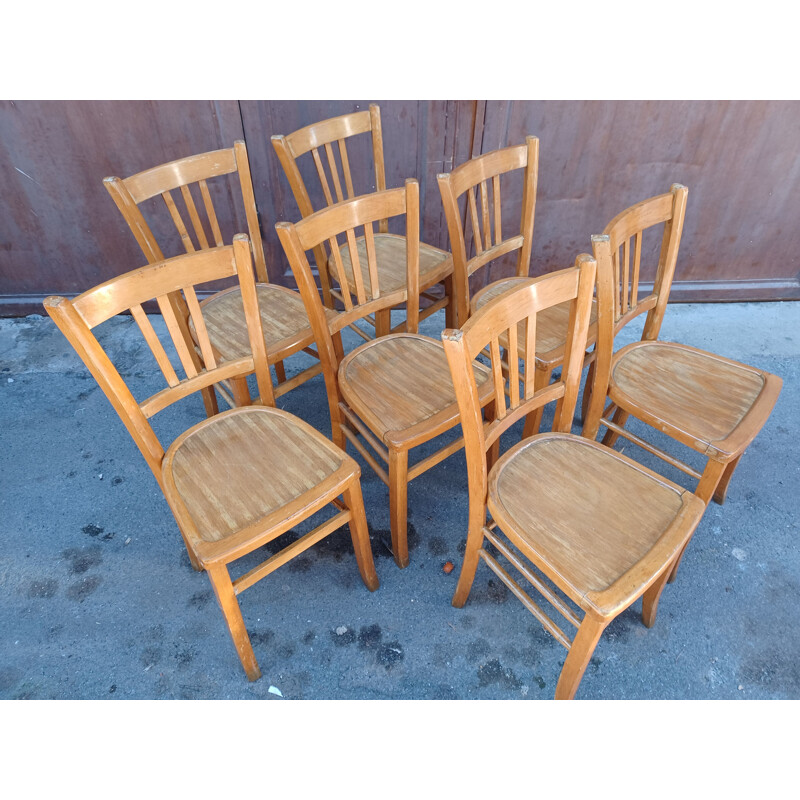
left=0, top=301, right=797, bottom=700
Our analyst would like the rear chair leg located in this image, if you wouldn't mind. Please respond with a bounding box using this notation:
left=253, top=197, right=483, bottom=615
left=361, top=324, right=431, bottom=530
left=554, top=613, right=607, bottom=700
left=274, top=360, right=287, bottom=384
left=601, top=406, right=629, bottom=447
left=206, top=563, right=261, bottom=681
left=522, top=365, right=553, bottom=438
left=452, top=522, right=485, bottom=608
left=580, top=358, right=596, bottom=423
left=229, top=375, right=252, bottom=407
left=712, top=454, right=742, bottom=505
left=443, top=275, right=456, bottom=328
left=342, top=481, right=379, bottom=591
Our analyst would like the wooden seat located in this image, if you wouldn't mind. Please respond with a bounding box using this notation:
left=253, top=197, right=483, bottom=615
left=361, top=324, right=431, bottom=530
left=437, top=137, right=538, bottom=328
left=583, top=191, right=782, bottom=583
left=44, top=236, right=378, bottom=681
left=104, top=140, right=325, bottom=408
left=272, top=105, right=456, bottom=339
left=276, top=180, right=494, bottom=568
left=441, top=261, right=705, bottom=699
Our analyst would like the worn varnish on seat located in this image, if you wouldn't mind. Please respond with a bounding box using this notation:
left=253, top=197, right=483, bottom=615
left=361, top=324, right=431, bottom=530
left=276, top=180, right=494, bottom=569
left=44, top=237, right=378, bottom=681
left=272, top=105, right=455, bottom=338
left=104, top=140, right=325, bottom=407
left=583, top=190, right=782, bottom=583
left=441, top=262, right=705, bottom=699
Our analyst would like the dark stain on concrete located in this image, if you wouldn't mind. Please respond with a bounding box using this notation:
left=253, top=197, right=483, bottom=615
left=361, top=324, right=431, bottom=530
left=141, top=645, right=162, bottom=667
left=331, top=626, right=356, bottom=647
left=427, top=536, right=448, bottom=556
left=188, top=590, right=213, bottom=609
left=63, top=546, right=103, bottom=574
left=466, top=638, right=491, bottom=664
left=26, top=578, right=58, bottom=598
left=288, top=556, right=313, bottom=573
left=277, top=643, right=296, bottom=659
left=377, top=641, right=404, bottom=669
left=371, top=522, right=419, bottom=560
left=66, top=575, right=103, bottom=602
left=358, top=623, right=382, bottom=650
left=175, top=645, right=196, bottom=668
left=471, top=578, right=508, bottom=604
left=739, top=649, right=800, bottom=693
left=112, top=476, right=124, bottom=486
left=532, top=675, right=546, bottom=689
left=82, top=523, right=104, bottom=538
left=302, top=630, right=316, bottom=645
left=477, top=658, right=522, bottom=690
left=249, top=630, right=275, bottom=648
left=109, top=684, right=117, bottom=694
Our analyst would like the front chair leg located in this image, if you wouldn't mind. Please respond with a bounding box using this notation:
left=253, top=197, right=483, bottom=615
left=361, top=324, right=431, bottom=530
left=452, top=522, right=485, bottom=608
left=642, top=565, right=673, bottom=628
left=554, top=613, right=607, bottom=700
left=206, top=562, right=261, bottom=681
left=712, top=454, right=742, bottom=505
left=342, top=481, right=379, bottom=591
left=388, top=448, right=410, bottom=568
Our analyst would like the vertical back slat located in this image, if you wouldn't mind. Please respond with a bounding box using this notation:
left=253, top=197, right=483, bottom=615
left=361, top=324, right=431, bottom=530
left=612, top=247, right=621, bottom=321
left=631, top=231, right=642, bottom=308
left=130, top=303, right=180, bottom=387
left=492, top=175, right=502, bottom=246
left=523, top=313, right=537, bottom=399
left=183, top=285, right=217, bottom=370
left=507, top=323, right=520, bottom=408
left=155, top=294, right=199, bottom=378
left=363, top=221, right=380, bottom=299
left=324, top=142, right=345, bottom=203
left=162, top=190, right=195, bottom=253
left=198, top=180, right=224, bottom=247
left=180, top=185, right=210, bottom=249
left=490, top=337, right=506, bottom=418
left=338, top=139, right=355, bottom=199
left=345, top=227, right=367, bottom=304
left=467, top=187, right=483, bottom=255
left=328, top=236, right=354, bottom=310
left=479, top=180, right=492, bottom=251
left=311, top=147, right=335, bottom=206
left=622, top=237, right=630, bottom=312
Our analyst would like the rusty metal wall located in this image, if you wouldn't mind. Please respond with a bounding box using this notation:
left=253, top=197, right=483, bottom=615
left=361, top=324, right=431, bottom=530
left=1, top=100, right=797, bottom=315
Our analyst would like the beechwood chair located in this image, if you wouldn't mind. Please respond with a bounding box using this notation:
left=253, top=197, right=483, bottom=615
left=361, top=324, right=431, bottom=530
left=441, top=261, right=706, bottom=699
left=44, top=236, right=378, bottom=680
left=104, top=139, right=330, bottom=409
left=272, top=104, right=456, bottom=339
left=583, top=206, right=782, bottom=582
left=276, top=180, right=494, bottom=568
left=437, top=136, right=538, bottom=328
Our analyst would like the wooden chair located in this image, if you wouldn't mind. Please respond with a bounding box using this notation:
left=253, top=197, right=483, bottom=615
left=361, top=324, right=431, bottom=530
left=437, top=136, right=538, bottom=328
left=441, top=260, right=706, bottom=699
left=104, top=139, right=329, bottom=409
left=583, top=196, right=782, bottom=582
left=43, top=236, right=378, bottom=681
left=276, top=180, right=495, bottom=568
left=272, top=104, right=456, bottom=339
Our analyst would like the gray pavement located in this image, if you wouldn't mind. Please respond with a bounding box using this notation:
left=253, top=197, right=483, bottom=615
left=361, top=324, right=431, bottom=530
left=1, top=301, right=797, bottom=700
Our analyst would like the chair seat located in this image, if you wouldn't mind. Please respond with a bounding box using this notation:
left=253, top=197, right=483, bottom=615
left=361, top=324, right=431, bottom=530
left=331, top=233, right=453, bottom=299
left=163, top=407, right=357, bottom=553
left=197, top=284, right=337, bottom=363
left=488, top=433, right=703, bottom=615
left=472, top=277, right=598, bottom=364
left=338, top=333, right=493, bottom=448
left=608, top=340, right=770, bottom=457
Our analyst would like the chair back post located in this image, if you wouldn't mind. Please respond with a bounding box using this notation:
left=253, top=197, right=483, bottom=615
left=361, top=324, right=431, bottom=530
left=436, top=170, right=470, bottom=326
left=404, top=177, right=421, bottom=333
left=368, top=104, right=389, bottom=232
left=442, top=255, right=596, bottom=519
left=516, top=135, right=539, bottom=277
left=233, top=140, right=269, bottom=283
left=642, top=183, right=688, bottom=340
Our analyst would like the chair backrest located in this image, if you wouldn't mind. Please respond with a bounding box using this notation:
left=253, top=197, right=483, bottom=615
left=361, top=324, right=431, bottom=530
left=104, top=140, right=268, bottom=284
left=272, top=105, right=388, bottom=303
left=43, top=236, right=273, bottom=491
left=441, top=255, right=596, bottom=513
left=275, top=180, right=420, bottom=431
left=437, top=137, right=539, bottom=325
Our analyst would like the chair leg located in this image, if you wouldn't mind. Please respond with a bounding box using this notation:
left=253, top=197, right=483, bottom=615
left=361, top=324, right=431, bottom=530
left=206, top=562, right=261, bottom=681
left=667, top=458, right=727, bottom=584
left=580, top=359, right=596, bottom=423
left=274, top=360, right=287, bottom=384
left=342, top=481, right=379, bottom=592
left=229, top=375, right=252, bottom=407
left=601, top=405, right=629, bottom=447
left=201, top=386, right=219, bottom=418
left=375, top=309, right=392, bottom=339
left=388, top=448, right=410, bottom=568
left=522, top=365, right=553, bottom=438
left=443, top=275, right=456, bottom=328
left=712, top=454, right=742, bottom=505
left=642, top=565, right=672, bottom=628
left=554, top=613, right=607, bottom=700
left=452, top=522, right=486, bottom=608
left=484, top=401, right=500, bottom=472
